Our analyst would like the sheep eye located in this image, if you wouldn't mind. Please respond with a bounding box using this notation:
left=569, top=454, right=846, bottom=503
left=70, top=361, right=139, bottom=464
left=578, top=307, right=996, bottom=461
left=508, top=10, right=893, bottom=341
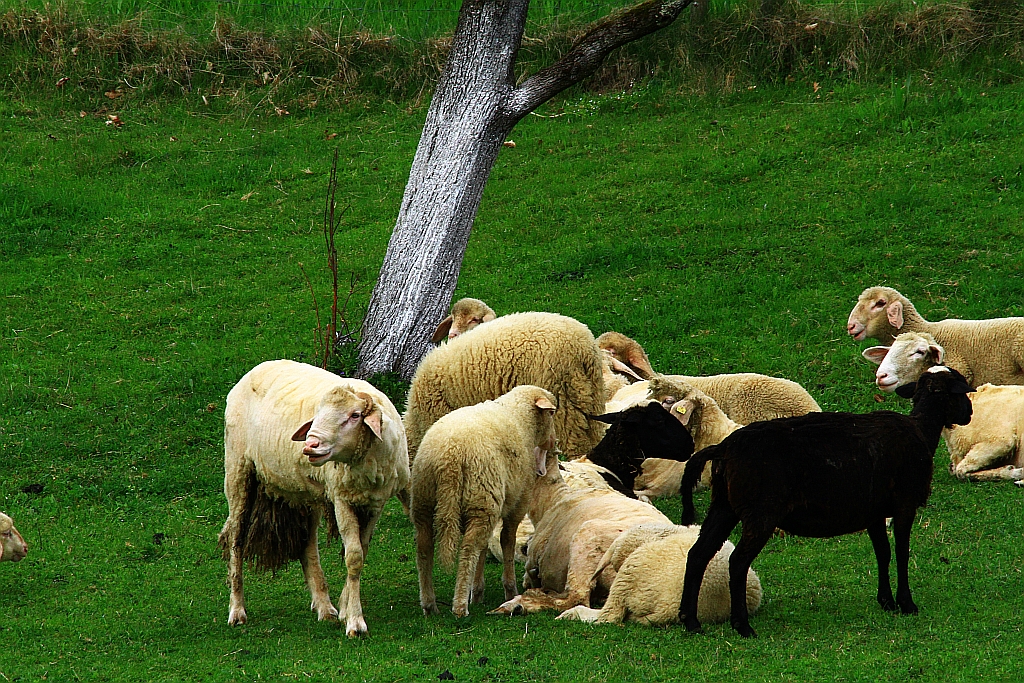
left=351, top=412, right=362, bottom=420
left=874, top=299, right=885, bottom=308
left=1, top=531, right=10, bottom=539
left=661, top=397, right=677, bottom=405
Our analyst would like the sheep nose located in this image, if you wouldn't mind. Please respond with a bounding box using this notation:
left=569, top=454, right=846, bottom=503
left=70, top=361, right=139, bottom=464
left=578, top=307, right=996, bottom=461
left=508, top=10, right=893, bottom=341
left=302, top=437, right=321, bottom=453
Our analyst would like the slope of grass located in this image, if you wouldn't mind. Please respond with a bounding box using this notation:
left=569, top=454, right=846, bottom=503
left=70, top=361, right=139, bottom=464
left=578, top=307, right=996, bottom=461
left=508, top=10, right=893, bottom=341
left=1, top=75, right=1023, bottom=681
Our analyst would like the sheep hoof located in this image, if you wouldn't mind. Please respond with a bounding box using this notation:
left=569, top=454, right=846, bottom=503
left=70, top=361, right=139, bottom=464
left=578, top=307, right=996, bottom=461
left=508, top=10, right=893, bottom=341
left=422, top=603, right=440, bottom=616
left=877, top=595, right=898, bottom=612
left=898, top=601, right=919, bottom=615
left=732, top=621, right=757, bottom=639
left=227, top=608, right=248, bottom=626
left=1007, top=467, right=1024, bottom=481
left=683, top=616, right=703, bottom=634
left=1015, top=479, right=1024, bottom=488
left=452, top=605, right=470, bottom=618
left=487, top=597, right=522, bottom=616
left=345, top=617, right=368, bottom=638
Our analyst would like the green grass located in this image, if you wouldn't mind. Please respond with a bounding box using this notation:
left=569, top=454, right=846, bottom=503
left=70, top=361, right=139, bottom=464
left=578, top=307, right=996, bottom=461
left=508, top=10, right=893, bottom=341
left=2, top=73, right=1024, bottom=680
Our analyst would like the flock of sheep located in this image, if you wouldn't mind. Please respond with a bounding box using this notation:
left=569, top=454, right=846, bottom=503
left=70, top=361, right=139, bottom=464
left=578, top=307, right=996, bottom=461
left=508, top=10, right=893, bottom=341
left=6, top=286, right=1021, bottom=639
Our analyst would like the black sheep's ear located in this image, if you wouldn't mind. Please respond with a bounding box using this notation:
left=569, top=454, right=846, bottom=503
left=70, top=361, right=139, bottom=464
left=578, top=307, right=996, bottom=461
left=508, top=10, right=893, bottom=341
left=587, top=412, right=621, bottom=424
left=894, top=382, right=917, bottom=399
left=950, top=379, right=973, bottom=394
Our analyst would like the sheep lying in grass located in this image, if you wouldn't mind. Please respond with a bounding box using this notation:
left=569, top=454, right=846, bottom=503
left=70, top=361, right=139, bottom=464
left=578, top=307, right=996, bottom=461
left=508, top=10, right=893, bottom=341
left=678, top=366, right=974, bottom=638
left=412, top=385, right=557, bottom=617
left=865, top=333, right=1024, bottom=483
left=847, top=285, right=1024, bottom=387
left=405, top=312, right=606, bottom=461
left=557, top=524, right=761, bottom=626
left=489, top=451, right=672, bottom=616
left=219, top=360, right=409, bottom=637
left=430, top=298, right=497, bottom=342
left=0, top=512, right=28, bottom=563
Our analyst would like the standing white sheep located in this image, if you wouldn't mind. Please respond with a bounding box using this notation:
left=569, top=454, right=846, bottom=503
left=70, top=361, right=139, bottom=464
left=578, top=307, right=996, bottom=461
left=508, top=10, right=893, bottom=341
left=847, top=286, right=1024, bottom=387
left=404, top=312, right=606, bottom=460
left=219, top=360, right=409, bottom=637
left=0, top=512, right=28, bottom=563
left=412, top=385, right=557, bottom=617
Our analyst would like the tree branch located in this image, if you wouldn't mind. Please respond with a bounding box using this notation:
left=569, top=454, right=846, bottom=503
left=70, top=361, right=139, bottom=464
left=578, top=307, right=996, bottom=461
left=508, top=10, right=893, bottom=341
left=506, top=0, right=694, bottom=119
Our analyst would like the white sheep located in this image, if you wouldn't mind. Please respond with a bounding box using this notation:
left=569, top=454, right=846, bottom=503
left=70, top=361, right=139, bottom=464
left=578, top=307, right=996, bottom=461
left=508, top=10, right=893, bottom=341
left=0, top=512, right=28, bottom=563
left=847, top=286, right=1024, bottom=387
left=864, top=334, right=1024, bottom=483
left=430, top=298, right=497, bottom=342
left=219, top=360, right=409, bottom=637
left=489, top=451, right=672, bottom=616
left=557, top=524, right=761, bottom=626
left=412, top=385, right=557, bottom=617
left=404, top=311, right=607, bottom=461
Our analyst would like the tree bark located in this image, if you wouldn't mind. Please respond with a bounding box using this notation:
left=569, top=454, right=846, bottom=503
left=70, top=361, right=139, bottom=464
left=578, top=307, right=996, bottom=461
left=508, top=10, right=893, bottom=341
left=357, top=0, right=694, bottom=380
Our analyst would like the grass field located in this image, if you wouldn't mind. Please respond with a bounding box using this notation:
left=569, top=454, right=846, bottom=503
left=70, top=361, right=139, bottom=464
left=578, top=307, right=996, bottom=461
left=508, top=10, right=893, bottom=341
left=2, top=23, right=1024, bottom=681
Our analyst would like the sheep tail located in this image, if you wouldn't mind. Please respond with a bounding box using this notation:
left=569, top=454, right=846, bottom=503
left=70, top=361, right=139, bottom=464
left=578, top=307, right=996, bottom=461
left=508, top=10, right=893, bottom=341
left=680, top=445, right=720, bottom=526
left=434, top=463, right=465, bottom=573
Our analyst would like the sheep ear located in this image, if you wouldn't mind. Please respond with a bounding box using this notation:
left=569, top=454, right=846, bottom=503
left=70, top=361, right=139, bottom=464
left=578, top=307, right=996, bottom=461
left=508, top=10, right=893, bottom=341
left=671, top=400, right=696, bottom=426
left=482, top=312, right=496, bottom=323
left=534, top=447, right=548, bottom=476
left=608, top=356, right=644, bottom=381
left=291, top=420, right=314, bottom=441
left=627, top=350, right=656, bottom=379
left=589, top=412, right=621, bottom=424
left=930, top=344, right=944, bottom=364
left=887, top=300, right=904, bottom=329
left=894, top=382, right=917, bottom=399
left=861, top=346, right=890, bottom=365
left=430, top=316, right=454, bottom=343
left=534, top=397, right=556, bottom=411
left=356, top=392, right=383, bottom=440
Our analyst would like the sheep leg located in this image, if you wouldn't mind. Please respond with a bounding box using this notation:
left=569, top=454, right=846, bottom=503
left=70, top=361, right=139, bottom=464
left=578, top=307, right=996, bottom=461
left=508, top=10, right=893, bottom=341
left=498, top=516, right=523, bottom=601
left=965, top=465, right=1024, bottom=482
left=415, top=515, right=440, bottom=615
left=866, top=519, right=896, bottom=611
left=298, top=514, right=339, bottom=622
left=333, top=503, right=370, bottom=637
left=471, top=549, right=488, bottom=604
left=953, top=440, right=1016, bottom=480
left=222, top=458, right=254, bottom=627
left=679, top=500, right=738, bottom=634
left=891, top=510, right=919, bottom=615
left=453, top=517, right=493, bottom=617
left=727, top=523, right=772, bottom=638
left=225, top=528, right=248, bottom=626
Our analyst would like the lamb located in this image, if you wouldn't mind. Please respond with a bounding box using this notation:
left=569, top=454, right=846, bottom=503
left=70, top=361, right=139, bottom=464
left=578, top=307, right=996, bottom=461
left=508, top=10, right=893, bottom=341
left=0, top=512, right=28, bottom=563
left=488, top=450, right=672, bottom=616
left=847, top=285, right=1024, bottom=387
left=404, top=311, right=607, bottom=460
left=557, top=524, right=761, bottom=626
left=678, top=366, right=974, bottom=638
left=430, top=298, right=497, bottom=342
left=219, top=360, right=409, bottom=637
left=864, top=333, right=1024, bottom=483
left=412, top=385, right=557, bottom=617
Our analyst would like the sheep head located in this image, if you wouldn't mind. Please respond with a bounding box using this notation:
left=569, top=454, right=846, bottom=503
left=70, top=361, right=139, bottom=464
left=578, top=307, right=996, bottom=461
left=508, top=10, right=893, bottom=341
left=596, top=332, right=657, bottom=380
left=898, top=366, right=973, bottom=428
left=0, top=512, right=27, bottom=563
left=290, top=387, right=383, bottom=466
left=848, top=286, right=908, bottom=344
left=646, top=376, right=700, bottom=426
left=430, top=298, right=497, bottom=343
left=863, top=332, right=944, bottom=392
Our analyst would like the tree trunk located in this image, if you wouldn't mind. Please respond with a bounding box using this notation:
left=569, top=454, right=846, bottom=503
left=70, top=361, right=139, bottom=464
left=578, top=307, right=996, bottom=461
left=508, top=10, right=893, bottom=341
left=357, top=0, right=694, bottom=380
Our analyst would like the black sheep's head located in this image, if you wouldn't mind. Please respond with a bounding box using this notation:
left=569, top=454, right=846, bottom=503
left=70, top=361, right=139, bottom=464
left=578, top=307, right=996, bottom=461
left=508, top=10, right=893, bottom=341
left=591, top=402, right=696, bottom=461
left=896, top=366, right=973, bottom=428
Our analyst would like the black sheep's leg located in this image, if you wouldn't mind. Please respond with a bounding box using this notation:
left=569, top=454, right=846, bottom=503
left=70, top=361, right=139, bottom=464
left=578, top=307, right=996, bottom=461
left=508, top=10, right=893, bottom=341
left=866, top=518, right=896, bottom=611
left=678, top=499, right=738, bottom=633
left=728, top=522, right=773, bottom=638
left=891, top=509, right=919, bottom=615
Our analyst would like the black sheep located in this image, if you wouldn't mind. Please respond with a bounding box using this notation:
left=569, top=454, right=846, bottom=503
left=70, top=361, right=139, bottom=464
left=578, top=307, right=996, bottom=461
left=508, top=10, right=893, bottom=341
left=677, top=366, right=973, bottom=638
left=587, top=402, right=696, bottom=497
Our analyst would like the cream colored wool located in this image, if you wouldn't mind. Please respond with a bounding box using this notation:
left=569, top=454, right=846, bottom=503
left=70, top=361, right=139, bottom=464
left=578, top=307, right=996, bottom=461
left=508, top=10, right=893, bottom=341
left=0, top=512, right=28, bottom=563
left=489, top=451, right=671, bottom=616
left=430, top=298, right=497, bottom=342
left=220, top=360, right=409, bottom=637
left=405, top=312, right=606, bottom=460
left=606, top=373, right=820, bottom=424
left=848, top=286, right=1024, bottom=387
left=557, top=525, right=762, bottom=626
left=412, top=385, right=557, bottom=618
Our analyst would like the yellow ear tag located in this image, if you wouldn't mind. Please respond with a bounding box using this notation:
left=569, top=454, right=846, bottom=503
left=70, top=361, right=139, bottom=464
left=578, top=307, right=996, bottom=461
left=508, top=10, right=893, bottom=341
left=674, top=403, right=687, bottom=414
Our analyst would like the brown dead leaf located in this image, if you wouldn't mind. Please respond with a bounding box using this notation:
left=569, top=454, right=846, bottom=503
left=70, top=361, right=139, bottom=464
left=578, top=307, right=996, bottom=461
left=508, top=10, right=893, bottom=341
left=873, top=394, right=886, bottom=403
left=502, top=140, right=516, bottom=148
left=104, top=89, right=123, bottom=99
left=79, top=111, right=87, bottom=118
left=274, top=106, right=290, bottom=116
left=169, top=136, right=178, bottom=142
left=105, top=114, right=123, bottom=127
left=240, top=190, right=257, bottom=201
left=56, top=77, right=69, bottom=87
left=302, top=168, right=313, bottom=175
left=325, top=131, right=338, bottom=140
left=206, top=402, right=218, bottom=413
left=804, top=22, right=818, bottom=31
left=813, top=82, right=821, bottom=93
